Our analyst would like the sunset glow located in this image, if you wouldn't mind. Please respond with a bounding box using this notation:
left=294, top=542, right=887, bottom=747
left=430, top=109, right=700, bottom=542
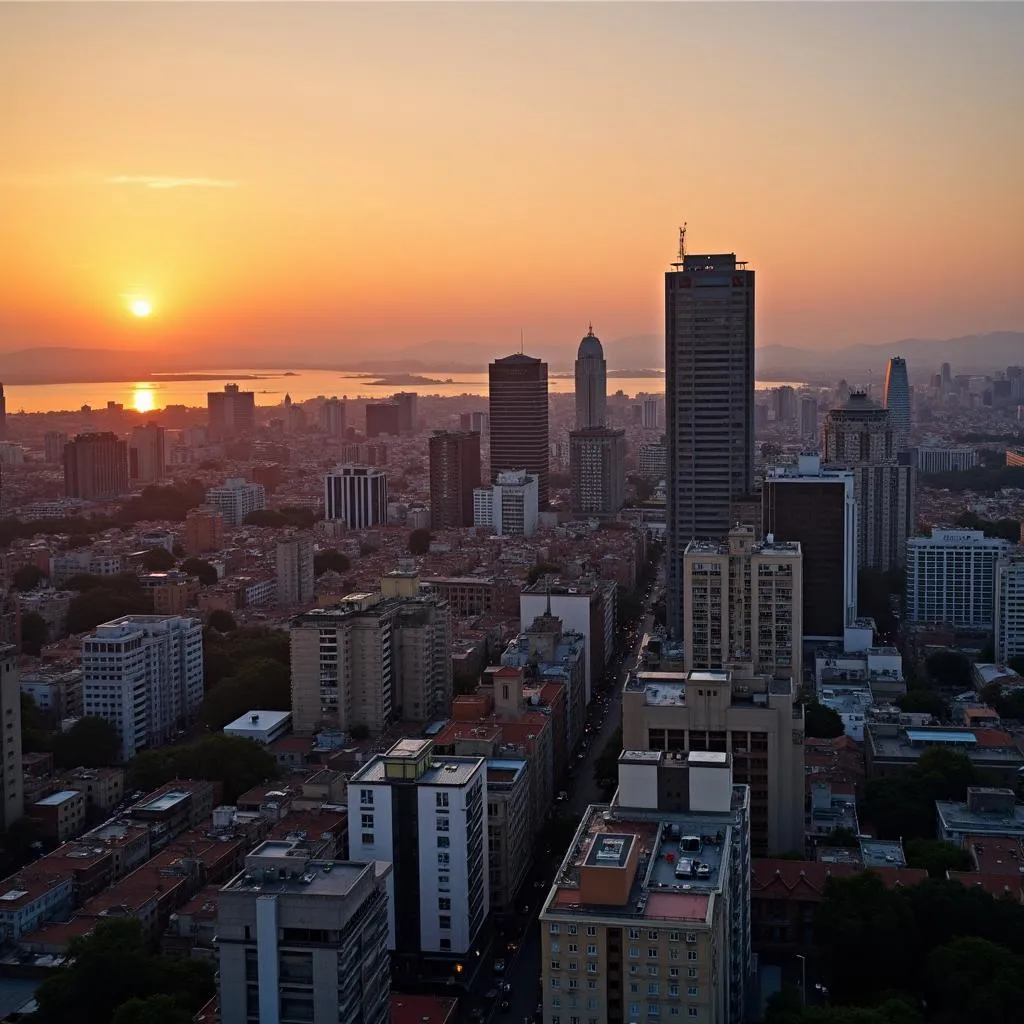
left=132, top=386, right=155, bottom=413
left=130, top=299, right=152, bottom=319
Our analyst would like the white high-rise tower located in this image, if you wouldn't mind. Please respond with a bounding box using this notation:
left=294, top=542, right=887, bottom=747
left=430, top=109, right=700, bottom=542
left=574, top=324, right=607, bottom=428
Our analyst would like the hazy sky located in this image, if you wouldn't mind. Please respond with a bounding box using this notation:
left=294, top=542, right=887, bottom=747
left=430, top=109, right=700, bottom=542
left=2, top=1, right=1022, bottom=362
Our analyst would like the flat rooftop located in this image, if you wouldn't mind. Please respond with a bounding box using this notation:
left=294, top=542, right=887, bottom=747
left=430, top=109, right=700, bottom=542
left=869, top=727, right=1023, bottom=762
left=136, top=790, right=190, bottom=813
left=352, top=754, right=483, bottom=788
left=224, top=709, right=292, bottom=733
left=936, top=799, right=1024, bottom=837
left=860, top=839, right=906, bottom=868
left=223, top=858, right=380, bottom=899
left=34, top=790, right=80, bottom=807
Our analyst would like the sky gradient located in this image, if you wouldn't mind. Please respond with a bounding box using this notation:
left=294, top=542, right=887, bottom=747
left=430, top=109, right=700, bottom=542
left=3, top=2, right=1022, bottom=363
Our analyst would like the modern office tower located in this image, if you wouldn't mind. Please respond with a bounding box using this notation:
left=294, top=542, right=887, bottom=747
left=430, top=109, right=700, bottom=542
left=129, top=422, right=166, bottom=483
left=382, top=569, right=453, bottom=722
left=44, top=431, right=68, bottom=464
left=665, top=250, right=755, bottom=639
left=81, top=615, right=204, bottom=761
left=207, top=383, right=256, bottom=441
left=995, top=553, right=1024, bottom=666
left=63, top=432, right=129, bottom=500
left=642, top=396, right=660, bottom=429
left=622, top=667, right=803, bottom=855
left=393, top=392, right=418, bottom=435
left=540, top=752, right=752, bottom=1024
left=0, top=645, right=24, bottom=830
left=276, top=535, right=315, bottom=606
left=762, top=454, right=857, bottom=639
left=521, top=576, right=617, bottom=704
left=799, top=396, right=818, bottom=441
left=217, top=843, right=391, bottom=1024
left=205, top=477, right=266, bottom=527
left=0, top=384, right=6, bottom=441
left=569, top=427, right=626, bottom=518
left=638, top=440, right=668, bottom=480
left=473, top=469, right=539, bottom=537
left=348, top=739, right=488, bottom=968
left=822, top=392, right=916, bottom=571
left=325, top=465, right=387, bottom=529
left=684, top=526, right=803, bottom=684
left=906, top=529, right=1012, bottom=629
left=574, top=325, right=607, bottom=428
left=365, top=403, right=401, bottom=438
left=470, top=410, right=489, bottom=434
left=184, top=504, right=225, bottom=556
left=319, top=397, right=347, bottom=437
left=941, top=362, right=952, bottom=388
left=883, top=356, right=911, bottom=444
left=429, top=430, right=481, bottom=529
left=488, top=353, right=549, bottom=508
left=772, top=385, right=796, bottom=426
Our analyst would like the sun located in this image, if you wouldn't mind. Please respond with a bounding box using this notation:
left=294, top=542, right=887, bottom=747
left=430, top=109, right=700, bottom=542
left=132, top=386, right=155, bottom=414
left=130, top=299, right=152, bottom=318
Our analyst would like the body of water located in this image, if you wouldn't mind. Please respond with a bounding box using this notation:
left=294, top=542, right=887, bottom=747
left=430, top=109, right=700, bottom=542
left=4, top=369, right=806, bottom=415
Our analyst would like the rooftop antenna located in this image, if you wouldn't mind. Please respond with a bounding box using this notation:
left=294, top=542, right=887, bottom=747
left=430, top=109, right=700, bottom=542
left=679, top=222, right=687, bottom=262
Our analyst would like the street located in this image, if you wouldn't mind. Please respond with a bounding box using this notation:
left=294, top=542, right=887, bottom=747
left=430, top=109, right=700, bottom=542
left=463, top=605, right=657, bottom=1024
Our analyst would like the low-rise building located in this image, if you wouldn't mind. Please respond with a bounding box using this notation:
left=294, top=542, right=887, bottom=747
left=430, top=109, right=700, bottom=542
left=223, top=709, right=293, bottom=745
left=936, top=787, right=1024, bottom=844
left=31, top=789, right=87, bottom=842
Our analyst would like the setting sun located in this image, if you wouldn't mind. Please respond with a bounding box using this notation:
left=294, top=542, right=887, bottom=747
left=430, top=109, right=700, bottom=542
left=132, top=386, right=155, bottom=413
left=130, top=299, right=152, bottom=318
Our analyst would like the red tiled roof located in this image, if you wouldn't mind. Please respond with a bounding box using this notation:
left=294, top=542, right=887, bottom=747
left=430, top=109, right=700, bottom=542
left=948, top=871, right=1024, bottom=901
left=752, top=859, right=928, bottom=899
left=972, top=729, right=1015, bottom=748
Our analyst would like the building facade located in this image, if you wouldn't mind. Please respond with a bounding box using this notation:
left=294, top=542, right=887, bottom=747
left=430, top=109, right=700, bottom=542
left=348, top=739, right=489, bottom=968
left=319, top=397, right=347, bottom=437
left=0, top=646, right=23, bottom=830
left=575, top=325, right=607, bottom=429
left=205, top=477, right=267, bottom=527
left=473, top=470, right=539, bottom=537
left=324, top=466, right=388, bottom=529
left=570, top=428, right=626, bottom=519
left=81, top=615, right=204, bottom=760
left=129, top=423, right=166, bottom=483
left=665, top=252, right=755, bottom=638
left=184, top=505, right=225, bottom=556
left=684, top=527, right=802, bottom=684
left=883, top=356, right=911, bottom=444
left=995, top=553, right=1024, bottom=666
left=907, top=529, right=1013, bottom=629
left=217, top=843, right=391, bottom=1024
left=276, top=535, right=315, bottom=606
left=365, top=403, right=401, bottom=438
left=207, top=383, right=256, bottom=441
left=64, top=432, right=129, bottom=500
left=428, top=430, right=481, bottom=530
left=488, top=353, right=549, bottom=509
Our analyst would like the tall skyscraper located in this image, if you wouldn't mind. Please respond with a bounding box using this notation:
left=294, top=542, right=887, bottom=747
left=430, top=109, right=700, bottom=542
left=325, top=465, right=388, bottom=529
left=799, top=395, right=818, bottom=441
left=488, top=353, right=549, bottom=508
left=883, top=356, right=911, bottom=443
left=940, top=361, right=952, bottom=389
left=319, top=397, right=347, bottom=437
left=207, top=383, right=255, bottom=441
left=995, top=553, right=1024, bottom=666
left=393, top=391, right=418, bottom=435
left=365, top=403, right=401, bottom=438
left=64, top=432, right=129, bottom=500
left=569, top=427, right=626, bottom=518
left=129, top=422, right=166, bottom=483
left=574, top=324, right=607, bottom=428
left=276, top=534, right=315, bottom=606
left=217, top=845, right=391, bottom=1024
left=0, top=646, right=24, bottom=830
left=665, top=247, right=755, bottom=637
left=0, top=384, right=6, bottom=441
left=428, top=430, right=481, bottom=529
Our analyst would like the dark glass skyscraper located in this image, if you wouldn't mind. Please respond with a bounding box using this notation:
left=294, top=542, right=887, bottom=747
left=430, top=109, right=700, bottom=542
left=488, top=353, right=549, bottom=508
left=665, top=251, right=755, bottom=638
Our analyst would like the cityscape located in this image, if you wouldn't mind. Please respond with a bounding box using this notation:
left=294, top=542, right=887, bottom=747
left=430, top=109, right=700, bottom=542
left=2, top=5, right=1024, bottom=1024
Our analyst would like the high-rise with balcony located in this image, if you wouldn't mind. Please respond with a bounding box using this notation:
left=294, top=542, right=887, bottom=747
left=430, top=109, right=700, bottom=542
left=665, top=250, right=755, bottom=638
left=348, top=739, right=488, bottom=975
left=216, top=842, right=391, bottom=1024
left=205, top=477, right=266, bottom=527
left=207, top=383, right=256, bottom=441
left=539, top=751, right=752, bottom=1024
left=995, top=553, right=1024, bottom=666
left=684, top=527, right=803, bottom=685
left=64, top=432, right=129, bottom=500
left=429, top=430, right=481, bottom=529
left=488, top=353, right=549, bottom=508
left=883, top=356, right=911, bottom=446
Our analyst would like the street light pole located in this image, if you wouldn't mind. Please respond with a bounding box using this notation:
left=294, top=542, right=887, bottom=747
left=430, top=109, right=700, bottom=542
left=796, top=954, right=806, bottom=1007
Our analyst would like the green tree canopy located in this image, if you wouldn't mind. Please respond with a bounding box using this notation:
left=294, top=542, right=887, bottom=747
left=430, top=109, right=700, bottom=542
left=52, top=716, right=121, bottom=768
left=904, top=838, right=972, bottom=878
left=20, top=609, right=49, bottom=656
left=895, top=689, right=949, bottom=721
left=203, top=626, right=290, bottom=690
left=180, top=557, right=218, bottom=586
left=201, top=657, right=290, bottom=730
left=925, top=936, right=1024, bottom=1024
left=140, top=546, right=176, bottom=571
left=800, top=696, right=845, bottom=739
left=313, top=548, right=350, bottom=575
left=408, top=527, right=432, bottom=555
left=20, top=692, right=49, bottom=752
left=527, top=562, right=563, bottom=586
left=12, top=563, right=46, bottom=591
left=243, top=509, right=288, bottom=528
left=206, top=608, right=238, bottom=633
left=925, top=650, right=972, bottom=690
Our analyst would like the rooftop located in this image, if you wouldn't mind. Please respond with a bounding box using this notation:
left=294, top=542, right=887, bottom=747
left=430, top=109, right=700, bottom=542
left=135, top=790, right=190, bottom=814
left=351, top=753, right=483, bottom=788
left=223, top=709, right=292, bottom=734
left=868, top=725, right=1023, bottom=762
left=34, top=790, right=81, bottom=807
left=859, top=839, right=906, bottom=869
left=222, top=849, right=386, bottom=899
left=937, top=796, right=1024, bottom=838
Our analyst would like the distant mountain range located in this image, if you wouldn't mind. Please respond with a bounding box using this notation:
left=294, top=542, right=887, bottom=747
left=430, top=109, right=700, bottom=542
left=0, top=330, right=1020, bottom=385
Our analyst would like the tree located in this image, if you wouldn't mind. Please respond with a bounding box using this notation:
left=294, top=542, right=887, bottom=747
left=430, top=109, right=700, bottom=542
left=12, top=564, right=46, bottom=591
left=895, top=689, right=948, bottom=720
left=925, top=650, right=972, bottom=691
left=206, top=609, right=237, bottom=634
left=140, top=546, right=176, bottom=571
left=66, top=586, right=154, bottom=634
left=243, top=509, right=288, bottom=528
left=925, top=936, right=1024, bottom=1024
left=408, top=527, right=433, bottom=555
left=180, top=557, right=218, bottom=586
left=350, top=723, right=370, bottom=740
left=527, top=562, right=563, bottom=586
left=52, top=716, right=121, bottom=768
left=20, top=693, right=49, bottom=752
left=20, top=609, right=49, bottom=656
left=313, top=548, right=350, bottom=575
left=800, top=696, right=844, bottom=739
left=202, top=626, right=290, bottom=690
left=111, top=996, right=193, bottom=1024
left=904, top=839, right=972, bottom=878
left=201, top=657, right=290, bottom=730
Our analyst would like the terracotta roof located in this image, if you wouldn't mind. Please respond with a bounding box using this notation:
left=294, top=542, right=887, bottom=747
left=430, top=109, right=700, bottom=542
left=971, top=728, right=1015, bottom=748
left=752, top=859, right=928, bottom=899
left=948, top=871, right=1024, bottom=901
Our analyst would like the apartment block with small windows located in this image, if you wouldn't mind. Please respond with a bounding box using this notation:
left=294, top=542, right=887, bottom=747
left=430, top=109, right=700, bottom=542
left=622, top=668, right=804, bottom=856
left=485, top=757, right=531, bottom=917
left=347, top=739, right=488, bottom=974
left=539, top=750, right=751, bottom=1024
left=683, top=527, right=802, bottom=685
left=995, top=553, right=1024, bottom=666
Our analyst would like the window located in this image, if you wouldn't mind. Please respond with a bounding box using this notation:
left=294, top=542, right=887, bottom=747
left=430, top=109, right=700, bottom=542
left=648, top=929, right=659, bottom=940
left=687, top=968, right=698, bottom=979
left=685, top=932, right=697, bottom=944
left=567, top=924, right=578, bottom=936
left=551, top=960, right=561, bottom=971
left=669, top=930, right=681, bottom=941
left=669, top=984, right=679, bottom=997
left=647, top=965, right=658, bottom=977
left=437, top=852, right=450, bottom=866
left=436, top=816, right=449, bottom=831
left=568, top=978, right=578, bottom=990
left=359, top=788, right=373, bottom=805
left=586, top=962, right=597, bottom=975
left=439, top=916, right=451, bottom=929
left=551, top=943, right=560, bottom=954
left=669, top=968, right=680, bottom=978
left=586, top=944, right=597, bottom=956
left=360, top=812, right=374, bottom=829
left=568, top=962, right=578, bottom=973
left=361, top=832, right=374, bottom=845
left=586, top=980, right=596, bottom=991
left=438, top=897, right=451, bottom=910
left=628, top=927, right=641, bottom=939
left=440, top=938, right=451, bottom=951
left=648, top=948, right=658, bottom=959
left=567, top=944, right=579, bottom=953
left=670, top=950, right=681, bottom=961
left=439, top=874, right=450, bottom=887
left=630, top=983, right=639, bottom=994
left=687, top=951, right=698, bottom=962
left=586, top=925, right=597, bottom=937
left=629, top=947, right=640, bottom=959
left=549, top=924, right=561, bottom=935
left=648, top=983, right=660, bottom=996
left=688, top=1008, right=698, bottom=1019
left=437, top=835, right=450, bottom=848
left=551, top=978, right=561, bottom=989
left=687, top=987, right=699, bottom=997
left=436, top=792, right=449, bottom=808
left=670, top=1010, right=681, bottom=1018
left=648, top=1005, right=661, bottom=1017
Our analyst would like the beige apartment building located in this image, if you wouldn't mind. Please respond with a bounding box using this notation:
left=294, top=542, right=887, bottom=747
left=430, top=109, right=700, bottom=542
left=684, top=527, right=802, bottom=685
left=622, top=668, right=804, bottom=856
left=539, top=751, right=751, bottom=1024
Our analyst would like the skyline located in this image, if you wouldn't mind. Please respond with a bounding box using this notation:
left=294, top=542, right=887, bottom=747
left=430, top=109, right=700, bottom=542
left=3, top=3, right=1023, bottom=360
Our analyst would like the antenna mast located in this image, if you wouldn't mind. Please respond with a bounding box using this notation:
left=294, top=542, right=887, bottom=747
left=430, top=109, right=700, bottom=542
left=678, top=222, right=687, bottom=262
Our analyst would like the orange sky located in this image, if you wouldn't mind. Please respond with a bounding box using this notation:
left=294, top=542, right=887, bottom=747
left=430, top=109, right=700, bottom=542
left=2, top=2, right=1022, bottom=362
